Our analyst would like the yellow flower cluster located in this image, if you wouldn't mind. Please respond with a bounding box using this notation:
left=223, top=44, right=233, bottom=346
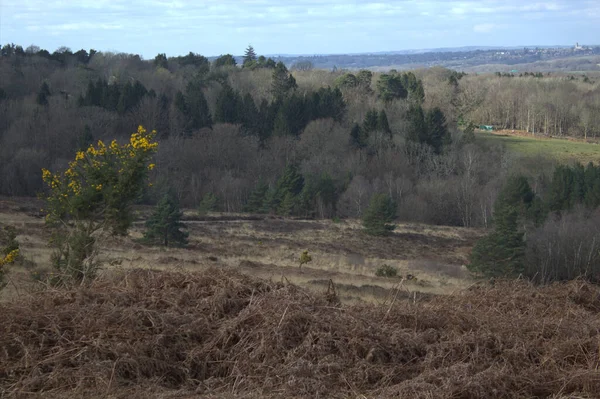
left=0, top=249, right=19, bottom=267
left=130, top=125, right=158, bottom=152
left=41, top=168, right=60, bottom=189
left=41, top=126, right=158, bottom=216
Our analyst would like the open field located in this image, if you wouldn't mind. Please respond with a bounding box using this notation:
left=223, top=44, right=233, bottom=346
left=0, top=197, right=480, bottom=304
left=478, top=130, right=600, bottom=164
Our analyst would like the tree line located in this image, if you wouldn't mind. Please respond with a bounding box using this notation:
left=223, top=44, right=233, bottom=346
left=0, top=43, right=592, bottom=230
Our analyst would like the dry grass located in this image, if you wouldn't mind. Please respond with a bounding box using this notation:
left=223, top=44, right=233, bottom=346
left=0, top=196, right=480, bottom=303
left=2, top=268, right=600, bottom=398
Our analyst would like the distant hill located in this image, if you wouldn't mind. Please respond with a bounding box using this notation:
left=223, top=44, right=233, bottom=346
left=217, top=45, right=600, bottom=72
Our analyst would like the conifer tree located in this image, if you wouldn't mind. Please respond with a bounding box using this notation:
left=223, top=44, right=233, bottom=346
left=214, top=84, right=242, bottom=124
left=406, top=104, right=427, bottom=144
left=362, top=194, right=397, bottom=236
left=243, top=45, right=257, bottom=67
left=181, top=81, right=212, bottom=132
left=377, top=110, right=392, bottom=136
left=144, top=192, right=188, bottom=247
left=363, top=110, right=379, bottom=133
left=214, top=54, right=237, bottom=68
left=244, top=179, right=269, bottom=213
left=350, top=123, right=368, bottom=149
left=425, top=107, right=450, bottom=154
left=36, top=82, right=51, bottom=106
left=469, top=175, right=535, bottom=277
left=271, top=62, right=297, bottom=98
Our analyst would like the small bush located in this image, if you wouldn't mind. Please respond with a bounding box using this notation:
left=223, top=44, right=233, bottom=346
left=299, top=250, right=312, bottom=268
left=198, top=193, right=218, bottom=216
left=375, top=264, right=397, bottom=278
left=0, top=225, right=20, bottom=289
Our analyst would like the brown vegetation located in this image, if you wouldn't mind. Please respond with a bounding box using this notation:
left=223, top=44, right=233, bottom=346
left=2, top=268, right=600, bottom=398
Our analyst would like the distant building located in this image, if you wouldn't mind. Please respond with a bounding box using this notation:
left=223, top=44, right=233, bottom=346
left=575, top=42, right=585, bottom=51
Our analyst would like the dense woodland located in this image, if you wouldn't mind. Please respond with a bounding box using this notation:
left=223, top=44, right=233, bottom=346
left=1, top=43, right=600, bottom=233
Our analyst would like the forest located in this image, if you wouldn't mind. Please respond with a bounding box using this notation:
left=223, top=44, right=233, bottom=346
left=1, top=43, right=600, bottom=232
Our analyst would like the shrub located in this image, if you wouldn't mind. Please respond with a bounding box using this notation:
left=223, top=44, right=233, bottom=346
left=42, top=126, right=158, bottom=285
left=363, top=194, right=396, bottom=236
left=0, top=225, right=20, bottom=289
left=375, top=264, right=398, bottom=278
left=299, top=250, right=312, bottom=268
left=144, top=192, right=188, bottom=247
left=198, top=193, right=218, bottom=216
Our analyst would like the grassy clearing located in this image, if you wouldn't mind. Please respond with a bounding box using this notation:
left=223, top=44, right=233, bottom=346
left=0, top=197, right=480, bottom=303
left=478, top=131, right=600, bottom=164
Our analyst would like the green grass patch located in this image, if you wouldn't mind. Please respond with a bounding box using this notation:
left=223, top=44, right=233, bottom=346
left=478, top=132, right=600, bottom=164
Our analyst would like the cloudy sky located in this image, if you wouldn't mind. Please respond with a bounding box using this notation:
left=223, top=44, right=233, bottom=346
left=1, top=0, right=599, bottom=58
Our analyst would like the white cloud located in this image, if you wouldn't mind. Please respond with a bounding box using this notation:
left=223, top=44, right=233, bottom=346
left=473, top=23, right=497, bottom=33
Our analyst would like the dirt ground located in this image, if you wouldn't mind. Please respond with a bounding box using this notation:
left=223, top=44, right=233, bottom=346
left=0, top=197, right=481, bottom=303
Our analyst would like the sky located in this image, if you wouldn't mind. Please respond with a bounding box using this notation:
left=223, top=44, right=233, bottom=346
left=1, top=0, right=599, bottom=58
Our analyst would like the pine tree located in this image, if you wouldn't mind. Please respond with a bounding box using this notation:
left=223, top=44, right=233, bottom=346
left=214, top=84, right=242, bottom=124
left=273, top=109, right=291, bottom=137
left=214, top=54, right=237, bottom=68
left=36, top=82, right=51, bottom=106
left=244, top=179, right=269, bottom=213
left=363, top=110, right=379, bottom=133
left=278, top=192, right=296, bottom=216
left=362, top=194, right=397, bottom=236
left=350, top=123, right=368, bottom=149
left=377, top=110, right=392, bottom=136
left=406, top=104, right=427, bottom=144
left=197, top=193, right=219, bottom=215
left=143, top=193, right=188, bottom=247
left=425, top=107, right=450, bottom=154
left=271, top=62, right=297, bottom=98
left=243, top=45, right=257, bottom=67
left=183, top=81, right=212, bottom=132
left=469, top=175, right=535, bottom=277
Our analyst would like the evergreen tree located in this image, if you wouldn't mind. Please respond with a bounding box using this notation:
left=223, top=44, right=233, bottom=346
left=36, top=82, right=51, bottom=106
left=198, top=193, right=219, bottom=215
left=214, top=84, right=242, bottom=124
left=214, top=54, right=237, bottom=68
left=362, top=194, right=397, bottom=236
left=154, top=53, right=168, bottom=69
left=425, top=107, right=451, bottom=154
left=244, top=179, right=269, bottom=213
left=240, top=93, right=259, bottom=135
left=243, top=45, right=257, bottom=67
left=377, top=110, right=392, bottom=136
left=363, top=109, right=379, bottom=133
left=271, top=62, right=297, bottom=98
left=276, top=164, right=304, bottom=199
left=278, top=192, right=296, bottom=216
left=376, top=74, right=407, bottom=102
left=143, top=193, right=188, bottom=247
left=548, top=165, right=574, bottom=212
left=406, top=104, right=427, bottom=144
left=469, top=175, right=535, bottom=277
left=584, top=163, right=600, bottom=208
left=182, top=80, right=212, bottom=132
left=356, top=70, right=373, bottom=89
left=273, top=108, right=291, bottom=136
left=350, top=123, right=368, bottom=149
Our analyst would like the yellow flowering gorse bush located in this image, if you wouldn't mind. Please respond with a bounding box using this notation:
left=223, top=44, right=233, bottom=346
left=42, top=126, right=158, bottom=284
left=42, top=126, right=158, bottom=234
